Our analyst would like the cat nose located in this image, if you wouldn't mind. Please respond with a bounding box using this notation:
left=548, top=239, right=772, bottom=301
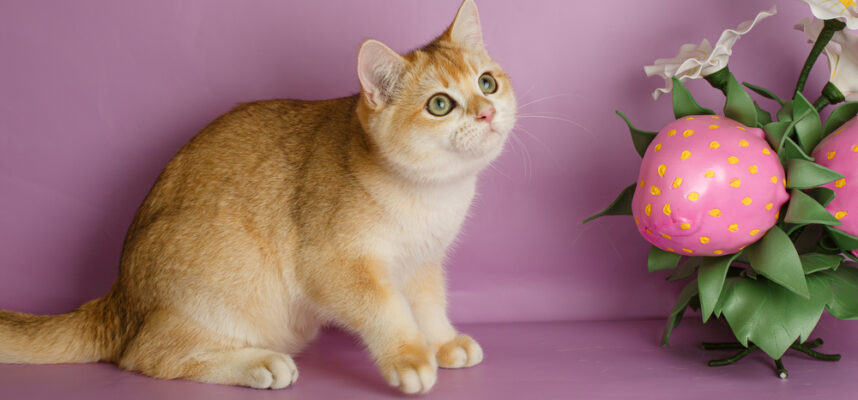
left=476, top=106, right=495, bottom=125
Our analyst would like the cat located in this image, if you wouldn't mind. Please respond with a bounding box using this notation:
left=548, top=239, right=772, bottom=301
left=0, top=0, right=515, bottom=394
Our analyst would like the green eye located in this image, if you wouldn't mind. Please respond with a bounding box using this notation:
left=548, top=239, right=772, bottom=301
left=426, top=93, right=455, bottom=116
left=479, top=73, right=498, bottom=94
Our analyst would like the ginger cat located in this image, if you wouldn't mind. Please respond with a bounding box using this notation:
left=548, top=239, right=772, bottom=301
left=0, top=0, right=515, bottom=394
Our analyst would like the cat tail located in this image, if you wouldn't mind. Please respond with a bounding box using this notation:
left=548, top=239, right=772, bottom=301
left=0, top=293, right=119, bottom=364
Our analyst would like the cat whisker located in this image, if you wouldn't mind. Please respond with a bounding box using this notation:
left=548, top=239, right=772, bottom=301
left=516, top=115, right=596, bottom=140
left=508, top=131, right=533, bottom=180
left=517, top=92, right=578, bottom=110
left=512, top=126, right=550, bottom=152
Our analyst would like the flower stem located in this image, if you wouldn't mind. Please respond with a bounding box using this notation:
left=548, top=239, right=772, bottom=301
left=707, top=344, right=757, bottom=367
left=794, top=19, right=847, bottom=97
left=790, top=342, right=842, bottom=361
left=813, top=82, right=846, bottom=112
left=704, top=67, right=731, bottom=96
left=775, top=358, right=788, bottom=379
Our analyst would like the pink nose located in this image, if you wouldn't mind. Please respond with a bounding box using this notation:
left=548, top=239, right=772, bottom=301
left=476, top=106, right=495, bottom=125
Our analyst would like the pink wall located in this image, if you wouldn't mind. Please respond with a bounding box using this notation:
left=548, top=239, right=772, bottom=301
left=0, top=1, right=821, bottom=323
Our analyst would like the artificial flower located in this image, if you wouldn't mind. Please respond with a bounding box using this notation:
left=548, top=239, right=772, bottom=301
left=796, top=17, right=858, bottom=101
left=644, top=6, right=777, bottom=100
left=800, top=0, right=858, bottom=30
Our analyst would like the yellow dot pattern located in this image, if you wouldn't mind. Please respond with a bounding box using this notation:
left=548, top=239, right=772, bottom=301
left=853, top=144, right=858, bottom=152
left=765, top=202, right=773, bottom=211
left=681, top=150, right=691, bottom=160
left=771, top=176, right=778, bottom=184
left=645, top=204, right=652, bottom=216
left=635, top=217, right=640, bottom=225
left=658, top=164, right=667, bottom=177
left=742, top=197, right=753, bottom=206
left=828, top=151, right=837, bottom=160
left=748, top=165, right=758, bottom=174
left=662, top=233, right=672, bottom=239
left=651, top=186, right=661, bottom=195
left=762, top=148, right=771, bottom=155
left=681, top=223, right=691, bottom=230
left=672, top=177, right=683, bottom=189
left=668, top=129, right=677, bottom=136
left=687, top=192, right=700, bottom=201
left=836, top=178, right=846, bottom=188
left=738, top=139, right=749, bottom=147
left=750, top=229, right=760, bottom=236
left=728, top=156, right=739, bottom=164
left=682, top=248, right=693, bottom=254
left=663, top=203, right=672, bottom=216
left=683, top=129, right=695, bottom=137
left=710, top=209, right=722, bottom=217
left=640, top=179, right=645, bottom=188
left=728, top=223, right=739, bottom=232
left=730, top=178, right=742, bottom=188
left=705, top=170, right=715, bottom=178
left=709, top=141, right=720, bottom=149
left=699, top=236, right=710, bottom=244
left=836, top=211, right=849, bottom=220
left=654, top=143, right=662, bottom=152
left=714, top=250, right=724, bottom=255
left=708, top=125, right=719, bottom=130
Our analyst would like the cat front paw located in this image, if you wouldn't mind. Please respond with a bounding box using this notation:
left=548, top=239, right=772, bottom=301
left=436, top=334, right=483, bottom=369
left=380, top=342, right=437, bottom=394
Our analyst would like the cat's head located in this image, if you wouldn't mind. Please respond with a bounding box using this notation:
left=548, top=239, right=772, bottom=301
left=356, top=0, right=516, bottom=183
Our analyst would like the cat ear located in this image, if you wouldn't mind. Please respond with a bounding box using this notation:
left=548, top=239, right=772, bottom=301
left=447, top=0, right=484, bottom=51
left=357, top=40, right=406, bottom=109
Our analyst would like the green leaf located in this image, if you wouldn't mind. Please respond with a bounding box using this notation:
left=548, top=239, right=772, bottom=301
left=779, top=137, right=815, bottom=162
left=827, top=227, right=858, bottom=251
left=698, top=253, right=742, bottom=322
left=755, top=102, right=772, bottom=126
left=817, top=263, right=858, bottom=319
left=807, top=187, right=837, bottom=207
left=745, top=225, right=810, bottom=298
left=763, top=121, right=790, bottom=151
left=718, top=276, right=829, bottom=359
left=724, top=73, right=758, bottom=127
left=743, top=82, right=784, bottom=105
left=616, top=111, right=658, bottom=157
left=784, top=189, right=842, bottom=226
left=800, top=253, right=844, bottom=274
left=792, top=92, right=824, bottom=153
left=672, top=77, right=715, bottom=119
left=667, top=256, right=702, bottom=281
left=648, top=246, right=682, bottom=272
left=823, top=101, right=858, bottom=136
left=777, top=100, right=794, bottom=123
left=786, top=159, right=844, bottom=189
left=583, top=184, right=636, bottom=223
left=661, top=279, right=698, bottom=346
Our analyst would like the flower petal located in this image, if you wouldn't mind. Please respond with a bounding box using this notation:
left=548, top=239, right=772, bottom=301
left=644, top=6, right=777, bottom=100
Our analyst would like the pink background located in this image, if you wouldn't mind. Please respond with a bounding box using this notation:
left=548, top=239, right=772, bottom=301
left=0, top=0, right=827, bottom=324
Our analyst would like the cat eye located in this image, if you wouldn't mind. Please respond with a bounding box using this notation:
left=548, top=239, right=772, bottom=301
left=426, top=93, right=455, bottom=116
left=478, top=73, right=498, bottom=94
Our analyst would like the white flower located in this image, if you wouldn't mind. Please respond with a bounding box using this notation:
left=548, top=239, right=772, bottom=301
left=644, top=6, right=777, bottom=100
left=796, top=18, right=858, bottom=101
left=801, top=0, right=858, bottom=30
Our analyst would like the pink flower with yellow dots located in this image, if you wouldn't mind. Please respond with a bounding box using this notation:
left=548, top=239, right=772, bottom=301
left=632, top=115, right=789, bottom=256
left=812, top=116, right=858, bottom=242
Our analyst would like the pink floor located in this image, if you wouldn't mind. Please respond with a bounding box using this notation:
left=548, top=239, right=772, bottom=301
left=2, top=318, right=856, bottom=399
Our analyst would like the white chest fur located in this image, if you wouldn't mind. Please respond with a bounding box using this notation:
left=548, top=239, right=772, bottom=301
left=369, top=177, right=476, bottom=279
